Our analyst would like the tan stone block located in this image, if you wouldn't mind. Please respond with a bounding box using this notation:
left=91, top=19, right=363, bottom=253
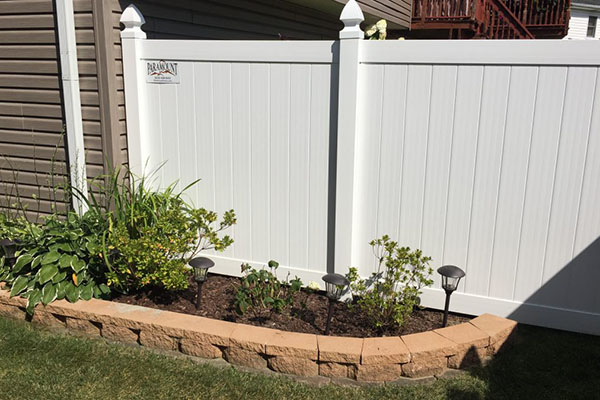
left=319, top=362, right=356, bottom=379
left=435, top=322, right=490, bottom=352
left=361, top=336, right=410, bottom=365
left=266, top=330, right=318, bottom=360
left=31, top=310, right=65, bottom=329
left=229, top=324, right=280, bottom=353
left=102, top=323, right=139, bottom=344
left=402, top=357, right=446, bottom=378
left=268, top=356, right=319, bottom=377
left=356, top=363, right=403, bottom=382
left=0, top=303, right=25, bottom=320
left=447, top=347, right=488, bottom=368
left=488, top=328, right=518, bottom=355
left=66, top=317, right=100, bottom=337
left=180, top=338, right=222, bottom=359
left=317, top=335, right=363, bottom=363
left=223, top=346, right=267, bottom=369
left=183, top=316, right=236, bottom=347
left=401, top=331, right=457, bottom=361
left=469, top=314, right=517, bottom=348
left=139, top=330, right=178, bottom=351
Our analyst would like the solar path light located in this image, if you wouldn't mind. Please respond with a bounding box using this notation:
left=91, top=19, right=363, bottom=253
left=189, top=257, right=214, bottom=309
left=437, top=265, right=466, bottom=327
left=321, top=273, right=350, bottom=335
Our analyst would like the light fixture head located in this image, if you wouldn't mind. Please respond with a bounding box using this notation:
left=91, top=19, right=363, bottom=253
left=189, top=257, right=215, bottom=282
left=0, top=239, right=18, bottom=260
left=437, top=265, right=465, bottom=292
left=322, top=273, right=349, bottom=301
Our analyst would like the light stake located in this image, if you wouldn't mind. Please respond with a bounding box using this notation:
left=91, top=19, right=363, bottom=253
left=0, top=239, right=18, bottom=267
left=321, top=273, right=350, bottom=335
left=437, top=265, right=465, bottom=327
left=189, top=257, right=214, bottom=309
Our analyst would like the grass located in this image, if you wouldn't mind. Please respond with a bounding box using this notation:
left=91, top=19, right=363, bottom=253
left=0, top=317, right=598, bottom=400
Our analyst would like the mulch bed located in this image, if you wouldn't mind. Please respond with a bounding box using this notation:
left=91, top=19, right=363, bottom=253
left=112, top=274, right=471, bottom=338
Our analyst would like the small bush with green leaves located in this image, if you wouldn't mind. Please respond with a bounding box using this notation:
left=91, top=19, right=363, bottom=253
left=346, top=235, right=433, bottom=332
left=92, top=167, right=236, bottom=293
left=0, top=212, right=110, bottom=315
left=234, top=260, right=303, bottom=316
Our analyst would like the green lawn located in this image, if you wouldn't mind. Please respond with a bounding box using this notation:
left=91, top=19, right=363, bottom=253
left=0, top=317, right=598, bottom=400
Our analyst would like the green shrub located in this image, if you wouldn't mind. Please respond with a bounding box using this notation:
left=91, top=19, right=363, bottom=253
left=89, top=167, right=236, bottom=293
left=234, top=260, right=303, bottom=316
left=346, top=235, right=433, bottom=332
left=0, top=212, right=110, bottom=314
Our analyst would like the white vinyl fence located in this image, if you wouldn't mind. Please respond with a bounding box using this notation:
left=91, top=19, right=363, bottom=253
left=120, top=2, right=600, bottom=335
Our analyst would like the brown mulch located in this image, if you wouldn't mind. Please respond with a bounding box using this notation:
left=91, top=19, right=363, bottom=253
left=112, top=274, right=471, bottom=338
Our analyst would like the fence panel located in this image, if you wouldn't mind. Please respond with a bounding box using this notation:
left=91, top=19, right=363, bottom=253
left=356, top=40, right=600, bottom=334
left=127, top=39, right=338, bottom=283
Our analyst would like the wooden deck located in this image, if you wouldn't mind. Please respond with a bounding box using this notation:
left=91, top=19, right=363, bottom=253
left=411, top=0, right=570, bottom=39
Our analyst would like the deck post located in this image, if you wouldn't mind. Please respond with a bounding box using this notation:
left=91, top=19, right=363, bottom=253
left=333, top=0, right=364, bottom=275
left=120, top=5, right=148, bottom=177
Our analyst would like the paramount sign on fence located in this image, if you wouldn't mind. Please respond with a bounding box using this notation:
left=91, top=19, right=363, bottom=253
left=146, top=60, right=179, bottom=84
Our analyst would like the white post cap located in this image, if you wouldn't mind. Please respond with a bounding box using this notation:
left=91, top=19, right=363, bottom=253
left=339, top=0, right=364, bottom=39
left=120, top=4, right=146, bottom=39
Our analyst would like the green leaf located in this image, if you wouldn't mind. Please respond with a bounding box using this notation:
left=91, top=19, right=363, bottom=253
left=79, top=283, right=93, bottom=301
left=71, top=258, right=86, bottom=273
left=12, top=254, right=33, bottom=274
left=42, top=251, right=60, bottom=265
left=65, top=282, right=79, bottom=303
left=26, top=289, right=42, bottom=315
left=38, top=264, right=59, bottom=285
left=31, top=255, right=43, bottom=268
left=41, top=282, right=58, bottom=306
left=98, top=284, right=110, bottom=295
left=10, top=275, right=29, bottom=297
left=51, top=271, right=67, bottom=284
left=56, top=281, right=68, bottom=300
left=58, top=254, right=73, bottom=269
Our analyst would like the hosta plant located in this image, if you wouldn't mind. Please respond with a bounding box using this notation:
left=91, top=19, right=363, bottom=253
left=346, top=235, right=433, bottom=332
left=0, top=212, right=110, bottom=315
left=234, top=260, right=303, bottom=317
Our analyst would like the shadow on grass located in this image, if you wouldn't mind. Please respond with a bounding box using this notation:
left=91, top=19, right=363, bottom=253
left=446, top=324, right=600, bottom=400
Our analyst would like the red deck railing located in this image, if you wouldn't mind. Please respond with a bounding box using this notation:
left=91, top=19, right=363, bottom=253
left=412, top=0, right=569, bottom=38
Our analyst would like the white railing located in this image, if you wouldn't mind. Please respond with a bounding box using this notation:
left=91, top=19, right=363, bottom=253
left=121, top=2, right=600, bottom=335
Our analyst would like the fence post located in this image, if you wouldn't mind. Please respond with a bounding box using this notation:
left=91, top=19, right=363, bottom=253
left=120, top=5, right=147, bottom=177
left=334, top=0, right=364, bottom=274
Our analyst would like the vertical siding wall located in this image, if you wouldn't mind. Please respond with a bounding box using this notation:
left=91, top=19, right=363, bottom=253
left=0, top=0, right=69, bottom=218
left=356, top=41, right=600, bottom=333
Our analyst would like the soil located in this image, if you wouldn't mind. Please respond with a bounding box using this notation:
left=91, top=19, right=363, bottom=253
left=112, top=274, right=471, bottom=338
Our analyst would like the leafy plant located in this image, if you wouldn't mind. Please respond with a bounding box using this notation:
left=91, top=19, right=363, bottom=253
left=365, top=19, right=387, bottom=40
left=346, top=235, right=433, bottom=332
left=0, top=211, right=110, bottom=315
left=86, top=165, right=236, bottom=293
left=234, top=260, right=303, bottom=316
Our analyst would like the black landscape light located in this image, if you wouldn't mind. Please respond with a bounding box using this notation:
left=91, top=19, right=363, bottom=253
left=189, top=257, right=214, bottom=309
left=437, top=265, right=465, bottom=327
left=322, top=273, right=350, bottom=335
left=0, top=239, right=18, bottom=267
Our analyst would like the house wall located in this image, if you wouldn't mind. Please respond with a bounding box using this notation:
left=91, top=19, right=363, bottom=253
left=566, top=9, right=600, bottom=39
left=117, top=0, right=342, bottom=40
left=0, top=0, right=70, bottom=219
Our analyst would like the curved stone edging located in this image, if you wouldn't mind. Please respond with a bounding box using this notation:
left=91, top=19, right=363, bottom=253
left=0, top=289, right=517, bottom=383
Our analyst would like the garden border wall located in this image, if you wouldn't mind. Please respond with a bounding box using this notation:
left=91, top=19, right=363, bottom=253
left=0, top=289, right=517, bottom=383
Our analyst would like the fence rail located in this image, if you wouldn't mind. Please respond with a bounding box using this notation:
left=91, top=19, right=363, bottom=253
left=121, top=1, right=600, bottom=335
